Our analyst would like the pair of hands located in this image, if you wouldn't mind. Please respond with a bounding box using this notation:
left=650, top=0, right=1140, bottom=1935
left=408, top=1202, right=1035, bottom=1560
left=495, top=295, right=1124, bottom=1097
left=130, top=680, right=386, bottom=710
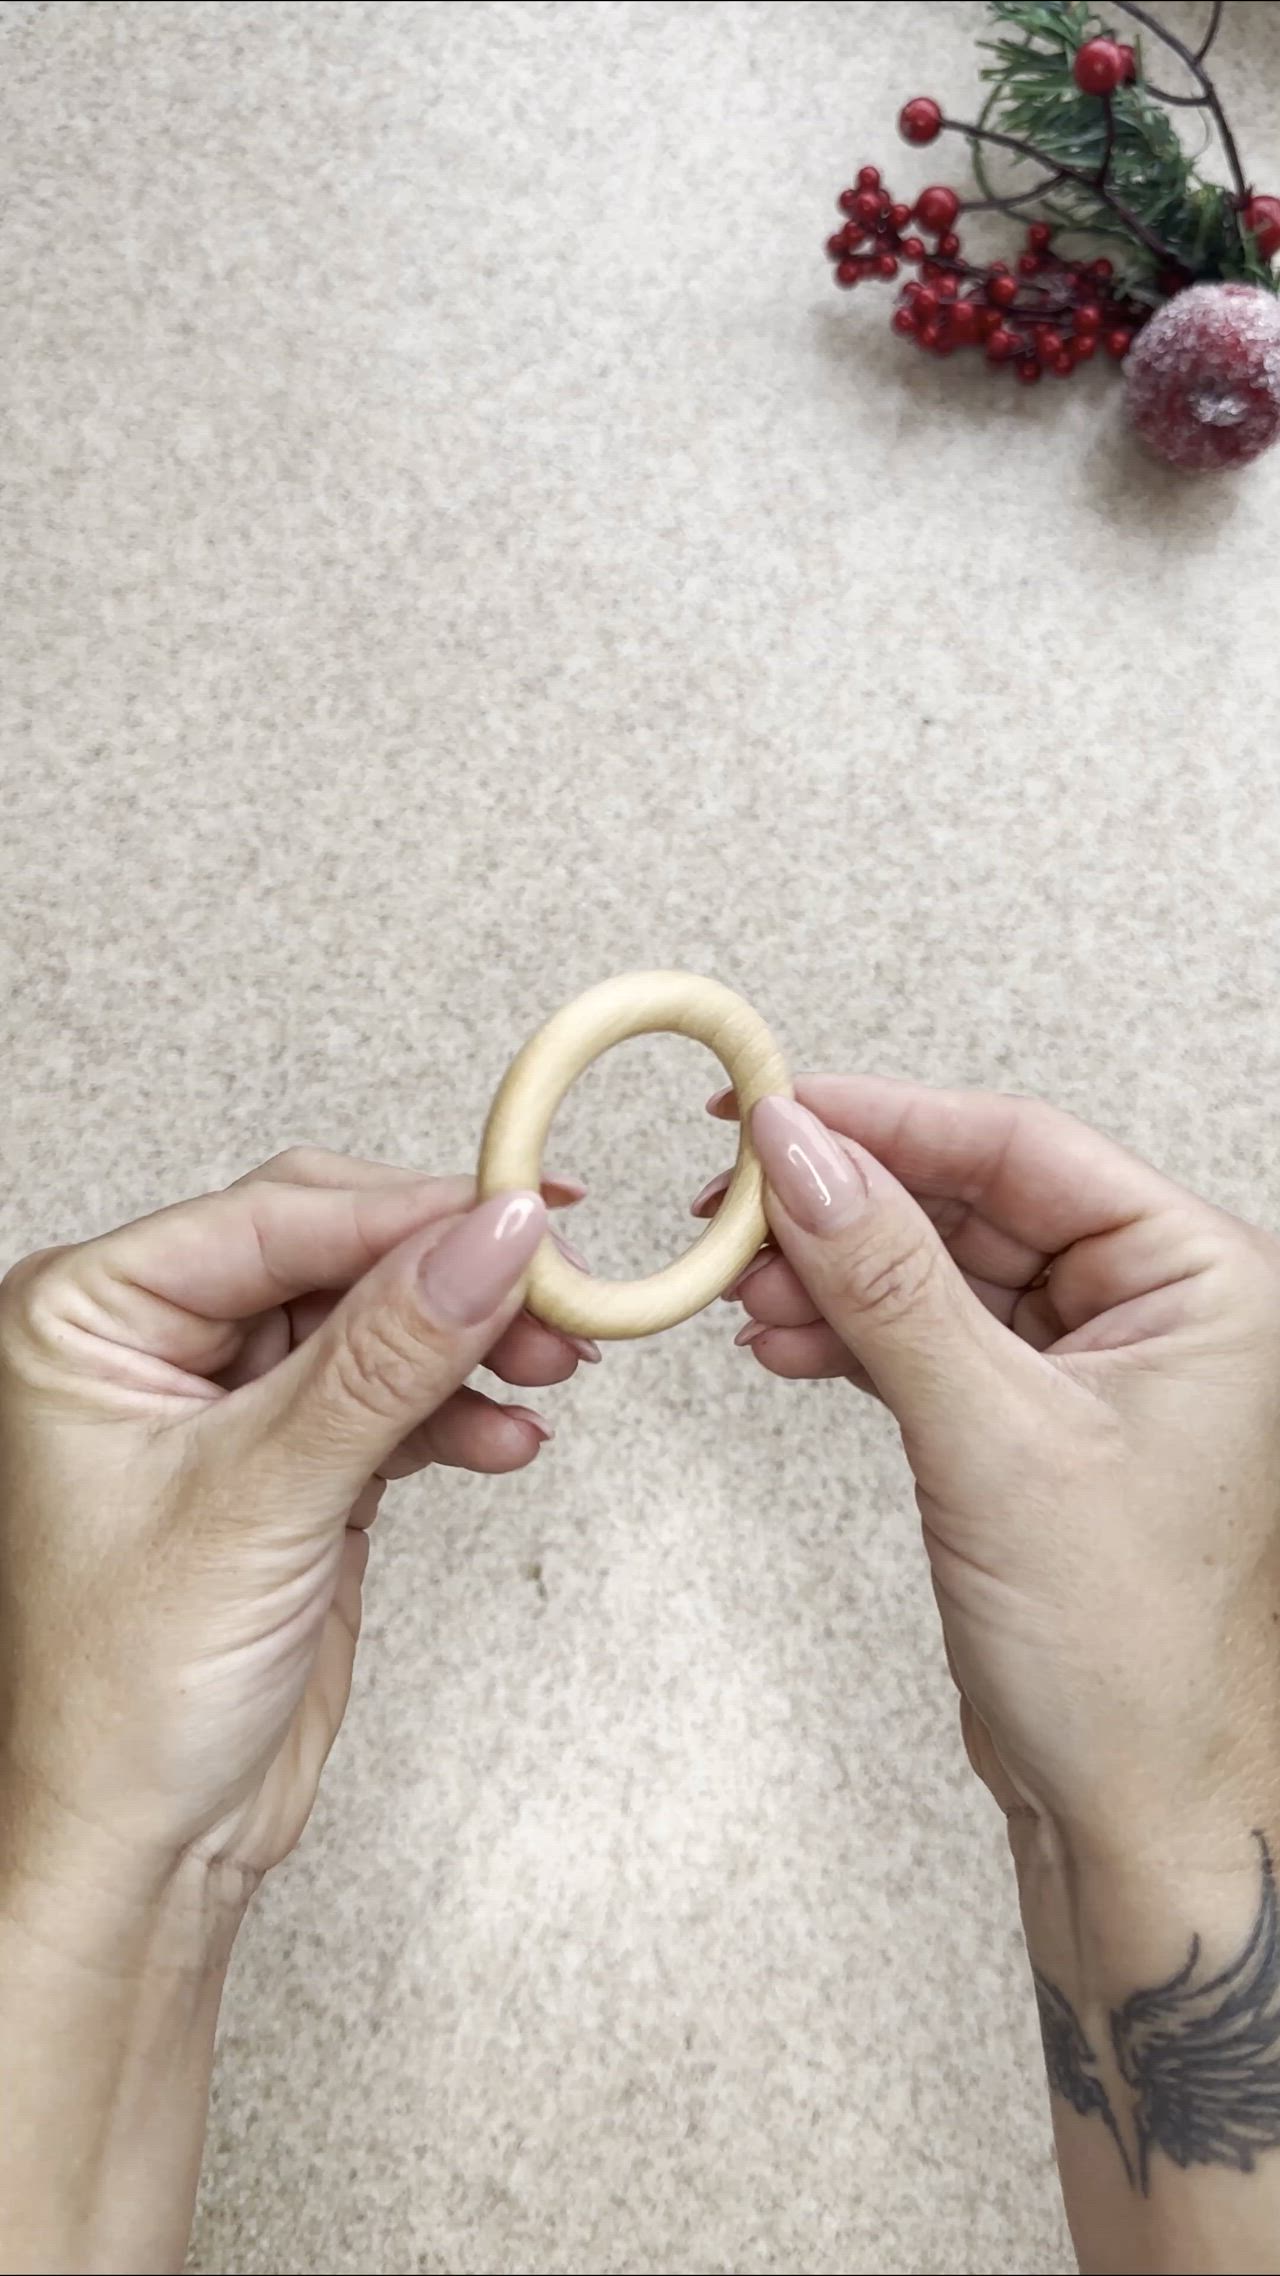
left=2, top=1078, right=1279, bottom=1949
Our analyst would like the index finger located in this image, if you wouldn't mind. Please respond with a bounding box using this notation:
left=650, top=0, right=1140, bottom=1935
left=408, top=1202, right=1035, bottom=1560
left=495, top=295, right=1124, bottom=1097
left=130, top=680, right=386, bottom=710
left=718, top=1074, right=1174, bottom=1255
left=234, top=1145, right=586, bottom=1210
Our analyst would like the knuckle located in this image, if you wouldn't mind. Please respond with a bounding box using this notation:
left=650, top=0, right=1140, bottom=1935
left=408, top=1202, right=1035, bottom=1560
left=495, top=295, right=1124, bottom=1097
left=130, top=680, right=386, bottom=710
left=0, top=1245, right=71, bottom=1327
left=249, top=1144, right=329, bottom=1184
left=843, top=1224, right=939, bottom=1328
left=324, top=1302, right=440, bottom=1424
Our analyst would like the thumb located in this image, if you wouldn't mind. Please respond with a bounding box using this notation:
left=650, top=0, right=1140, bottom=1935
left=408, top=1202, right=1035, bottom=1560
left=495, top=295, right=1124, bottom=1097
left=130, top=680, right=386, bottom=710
left=244, top=1190, right=548, bottom=1508
left=751, top=1096, right=1010, bottom=1439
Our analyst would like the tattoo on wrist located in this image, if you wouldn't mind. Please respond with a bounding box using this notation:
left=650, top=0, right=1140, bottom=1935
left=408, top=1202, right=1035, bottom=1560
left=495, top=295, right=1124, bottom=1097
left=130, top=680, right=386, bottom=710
left=1035, top=1830, right=1280, bottom=2195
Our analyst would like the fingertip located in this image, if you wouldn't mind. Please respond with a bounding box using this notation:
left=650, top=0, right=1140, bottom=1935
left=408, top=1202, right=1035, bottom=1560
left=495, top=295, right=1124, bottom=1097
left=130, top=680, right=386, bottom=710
left=690, top=1169, right=731, bottom=1219
left=705, top=1087, right=740, bottom=1120
left=505, top=1404, right=555, bottom=1448
left=543, top=1175, right=588, bottom=1208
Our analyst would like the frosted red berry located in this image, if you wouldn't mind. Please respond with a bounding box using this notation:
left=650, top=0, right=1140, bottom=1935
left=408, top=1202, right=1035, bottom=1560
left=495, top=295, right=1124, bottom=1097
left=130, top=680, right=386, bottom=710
left=1105, top=328, right=1132, bottom=358
left=853, top=189, right=881, bottom=225
left=890, top=202, right=913, bottom=230
left=987, top=273, right=1018, bottom=307
left=915, top=184, right=960, bottom=233
left=1115, top=44, right=1137, bottom=83
left=1016, top=358, right=1043, bottom=385
left=891, top=305, right=917, bottom=335
left=986, top=327, right=1016, bottom=362
left=857, top=165, right=881, bottom=190
left=1027, top=222, right=1052, bottom=253
left=1244, top=195, right=1280, bottom=262
left=898, top=97, right=943, bottom=145
left=1124, top=282, right=1280, bottom=470
left=902, top=235, right=924, bottom=261
left=938, top=230, right=960, bottom=257
left=878, top=253, right=899, bottom=278
left=1073, top=38, right=1126, bottom=96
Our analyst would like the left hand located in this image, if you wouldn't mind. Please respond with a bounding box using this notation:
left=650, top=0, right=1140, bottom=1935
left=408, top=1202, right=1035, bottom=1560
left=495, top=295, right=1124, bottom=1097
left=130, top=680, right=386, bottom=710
left=0, top=1148, right=590, bottom=1908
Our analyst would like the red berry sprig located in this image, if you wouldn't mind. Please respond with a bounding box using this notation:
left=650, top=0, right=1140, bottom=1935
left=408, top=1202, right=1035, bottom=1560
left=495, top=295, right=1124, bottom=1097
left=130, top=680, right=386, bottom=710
left=825, top=8, right=1279, bottom=399
left=824, top=161, right=1146, bottom=382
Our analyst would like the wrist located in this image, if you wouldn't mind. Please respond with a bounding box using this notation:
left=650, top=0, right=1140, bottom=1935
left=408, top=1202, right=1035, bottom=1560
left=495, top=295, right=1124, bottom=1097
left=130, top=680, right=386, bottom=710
left=0, top=1783, right=244, bottom=2275
left=1011, top=1805, right=1269, bottom=1990
left=0, top=1761, right=254, bottom=1985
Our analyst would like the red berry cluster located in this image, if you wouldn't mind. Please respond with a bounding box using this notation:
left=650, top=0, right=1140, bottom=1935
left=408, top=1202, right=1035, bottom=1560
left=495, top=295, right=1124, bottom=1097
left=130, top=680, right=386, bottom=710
left=825, top=150, right=1149, bottom=382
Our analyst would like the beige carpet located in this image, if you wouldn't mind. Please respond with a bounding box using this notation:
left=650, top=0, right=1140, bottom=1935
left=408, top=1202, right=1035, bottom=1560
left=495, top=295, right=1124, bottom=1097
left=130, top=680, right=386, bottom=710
left=5, top=2, right=1280, bottom=2270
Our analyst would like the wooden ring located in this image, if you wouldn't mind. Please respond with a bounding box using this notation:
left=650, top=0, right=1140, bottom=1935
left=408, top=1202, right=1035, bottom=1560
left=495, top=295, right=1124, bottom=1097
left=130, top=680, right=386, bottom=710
left=477, top=971, right=792, bottom=1340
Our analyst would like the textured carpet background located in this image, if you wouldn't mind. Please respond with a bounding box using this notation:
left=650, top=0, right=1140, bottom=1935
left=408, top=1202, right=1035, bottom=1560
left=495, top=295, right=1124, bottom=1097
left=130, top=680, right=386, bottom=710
left=4, top=3, right=1280, bottom=2271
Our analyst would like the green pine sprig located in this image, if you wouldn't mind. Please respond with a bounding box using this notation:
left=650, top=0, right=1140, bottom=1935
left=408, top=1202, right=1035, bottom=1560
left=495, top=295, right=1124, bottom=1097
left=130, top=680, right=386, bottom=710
left=970, top=1, right=1275, bottom=303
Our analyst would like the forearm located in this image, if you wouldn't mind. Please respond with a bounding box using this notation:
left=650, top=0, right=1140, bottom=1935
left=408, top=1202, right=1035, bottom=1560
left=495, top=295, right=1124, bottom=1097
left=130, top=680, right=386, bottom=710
left=0, top=1817, right=247, bottom=2276
left=1014, top=1812, right=1280, bottom=2276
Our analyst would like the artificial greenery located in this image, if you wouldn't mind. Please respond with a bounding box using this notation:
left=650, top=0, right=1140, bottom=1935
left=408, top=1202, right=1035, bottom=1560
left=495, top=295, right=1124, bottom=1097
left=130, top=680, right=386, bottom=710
left=973, top=1, right=1275, bottom=302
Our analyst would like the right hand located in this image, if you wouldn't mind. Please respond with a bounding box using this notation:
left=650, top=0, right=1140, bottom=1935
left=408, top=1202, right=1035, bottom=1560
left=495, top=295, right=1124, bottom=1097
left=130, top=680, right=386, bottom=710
left=703, top=1078, right=1280, bottom=1868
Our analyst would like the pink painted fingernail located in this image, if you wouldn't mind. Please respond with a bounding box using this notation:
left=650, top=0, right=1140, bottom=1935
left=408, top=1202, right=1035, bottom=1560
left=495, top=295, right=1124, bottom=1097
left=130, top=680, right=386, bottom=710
left=705, top=1086, right=737, bottom=1116
left=418, top=1192, right=546, bottom=1325
left=552, top=1230, right=591, bottom=1272
left=734, top=1318, right=768, bottom=1348
left=506, top=1404, right=555, bottom=1443
left=690, top=1168, right=731, bottom=1218
left=562, top=1332, right=602, bottom=1365
left=751, top=1097, right=869, bottom=1235
left=721, top=1252, right=772, bottom=1303
left=545, top=1175, right=588, bottom=1205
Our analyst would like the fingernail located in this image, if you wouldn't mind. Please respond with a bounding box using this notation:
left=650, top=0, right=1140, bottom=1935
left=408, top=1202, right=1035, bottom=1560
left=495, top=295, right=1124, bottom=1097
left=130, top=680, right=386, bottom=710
left=705, top=1086, right=737, bottom=1117
left=561, top=1331, right=601, bottom=1365
left=721, top=1252, right=772, bottom=1303
left=506, top=1404, right=555, bottom=1443
left=690, top=1169, right=731, bottom=1218
left=418, top=1192, right=546, bottom=1325
left=752, top=1097, right=869, bottom=1235
left=544, top=1175, right=587, bottom=1206
left=734, top=1318, right=768, bottom=1348
left=552, top=1230, right=591, bottom=1272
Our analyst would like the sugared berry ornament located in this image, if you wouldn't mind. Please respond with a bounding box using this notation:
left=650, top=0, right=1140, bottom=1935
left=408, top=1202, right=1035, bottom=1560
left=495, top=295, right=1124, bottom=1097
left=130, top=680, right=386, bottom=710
left=1124, top=284, right=1280, bottom=471
left=822, top=2, right=1280, bottom=469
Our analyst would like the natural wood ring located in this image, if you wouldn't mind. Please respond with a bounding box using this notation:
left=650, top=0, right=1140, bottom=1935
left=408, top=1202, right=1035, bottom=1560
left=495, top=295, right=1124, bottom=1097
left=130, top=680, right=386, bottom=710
left=477, top=971, right=793, bottom=1340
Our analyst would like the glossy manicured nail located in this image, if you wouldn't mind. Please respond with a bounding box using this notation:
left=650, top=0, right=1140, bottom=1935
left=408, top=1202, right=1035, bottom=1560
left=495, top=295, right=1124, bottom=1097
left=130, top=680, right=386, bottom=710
left=734, top=1318, right=768, bottom=1348
left=552, top=1230, right=591, bottom=1272
left=721, top=1252, right=773, bottom=1303
left=418, top=1192, right=546, bottom=1325
left=690, top=1169, right=731, bottom=1218
left=705, top=1086, right=739, bottom=1118
left=506, top=1404, right=555, bottom=1442
left=562, top=1332, right=601, bottom=1365
left=544, top=1175, right=587, bottom=1206
left=751, top=1097, right=869, bottom=1235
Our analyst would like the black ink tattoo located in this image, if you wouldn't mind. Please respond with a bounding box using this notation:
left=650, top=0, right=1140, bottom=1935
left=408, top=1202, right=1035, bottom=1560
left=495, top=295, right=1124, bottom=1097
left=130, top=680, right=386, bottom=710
left=1035, top=1831, right=1280, bottom=2194
left=1034, top=1970, right=1134, bottom=2184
